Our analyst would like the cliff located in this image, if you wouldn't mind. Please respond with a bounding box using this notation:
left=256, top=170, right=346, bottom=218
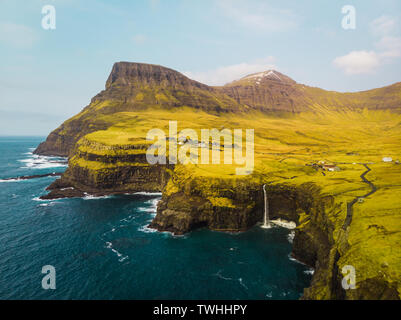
left=34, top=62, right=245, bottom=156
left=35, top=62, right=401, bottom=299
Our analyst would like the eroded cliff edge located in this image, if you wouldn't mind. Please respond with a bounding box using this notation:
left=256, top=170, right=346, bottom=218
left=35, top=62, right=401, bottom=299
left=42, top=151, right=400, bottom=299
left=148, top=174, right=400, bottom=299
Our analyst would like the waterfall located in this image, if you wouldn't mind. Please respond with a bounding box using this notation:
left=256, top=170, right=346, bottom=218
left=262, top=184, right=271, bottom=228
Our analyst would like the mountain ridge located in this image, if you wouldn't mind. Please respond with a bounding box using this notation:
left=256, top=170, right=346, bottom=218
left=34, top=61, right=401, bottom=157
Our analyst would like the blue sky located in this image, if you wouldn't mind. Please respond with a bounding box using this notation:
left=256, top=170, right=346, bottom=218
left=1, top=0, right=401, bottom=135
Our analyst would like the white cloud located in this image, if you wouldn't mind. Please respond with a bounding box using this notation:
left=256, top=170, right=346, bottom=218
left=183, top=57, right=276, bottom=86
left=0, top=22, right=38, bottom=48
left=333, top=51, right=380, bottom=75
left=370, top=15, right=397, bottom=37
left=216, top=0, right=298, bottom=32
left=376, top=36, right=401, bottom=58
left=334, top=16, right=401, bottom=75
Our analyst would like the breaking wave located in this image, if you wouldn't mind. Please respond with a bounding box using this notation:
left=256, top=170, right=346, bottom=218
left=18, top=153, right=67, bottom=169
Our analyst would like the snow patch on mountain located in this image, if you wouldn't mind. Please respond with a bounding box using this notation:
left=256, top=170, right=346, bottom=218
left=242, top=70, right=282, bottom=82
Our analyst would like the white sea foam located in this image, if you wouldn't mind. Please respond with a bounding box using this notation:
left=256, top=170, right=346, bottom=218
left=83, top=193, right=111, bottom=200
left=136, top=198, right=160, bottom=216
left=137, top=207, right=157, bottom=213
left=146, top=198, right=161, bottom=206
left=0, top=178, right=23, bottom=183
left=138, top=225, right=157, bottom=233
left=238, top=278, right=248, bottom=290
left=132, top=192, right=162, bottom=196
left=121, top=215, right=136, bottom=223
left=304, top=268, right=315, bottom=275
left=213, top=270, right=233, bottom=281
left=32, top=196, right=63, bottom=202
left=288, top=253, right=310, bottom=268
left=105, top=241, right=129, bottom=262
left=18, top=153, right=67, bottom=169
left=271, top=219, right=296, bottom=229
left=38, top=202, right=56, bottom=207
left=287, top=231, right=295, bottom=243
left=120, top=195, right=161, bottom=234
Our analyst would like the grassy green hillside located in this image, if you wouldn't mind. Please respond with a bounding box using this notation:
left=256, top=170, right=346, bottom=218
left=36, top=62, right=401, bottom=299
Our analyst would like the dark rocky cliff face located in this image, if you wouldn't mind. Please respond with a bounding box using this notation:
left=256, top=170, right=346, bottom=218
left=34, top=62, right=401, bottom=299
left=34, top=118, right=108, bottom=156
left=149, top=180, right=347, bottom=299
left=105, top=62, right=211, bottom=91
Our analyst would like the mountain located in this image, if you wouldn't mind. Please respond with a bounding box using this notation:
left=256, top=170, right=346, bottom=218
left=34, top=62, right=245, bottom=156
left=219, top=70, right=311, bottom=113
left=35, top=62, right=401, bottom=300
left=220, top=69, right=401, bottom=113
left=99, top=62, right=244, bottom=113
left=35, top=62, right=401, bottom=156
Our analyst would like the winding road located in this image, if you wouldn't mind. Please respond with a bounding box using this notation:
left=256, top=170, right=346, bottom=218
left=342, top=164, right=378, bottom=230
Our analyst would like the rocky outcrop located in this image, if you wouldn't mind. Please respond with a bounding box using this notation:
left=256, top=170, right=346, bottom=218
left=34, top=121, right=101, bottom=157
left=40, top=137, right=172, bottom=199
left=149, top=190, right=262, bottom=235
left=148, top=178, right=400, bottom=300
left=1, top=172, right=63, bottom=181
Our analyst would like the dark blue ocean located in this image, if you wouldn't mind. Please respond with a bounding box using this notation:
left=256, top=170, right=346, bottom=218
left=0, top=137, right=313, bottom=300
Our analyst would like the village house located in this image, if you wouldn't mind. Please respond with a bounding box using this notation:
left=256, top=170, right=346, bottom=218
left=306, top=162, right=340, bottom=172
left=323, top=164, right=341, bottom=172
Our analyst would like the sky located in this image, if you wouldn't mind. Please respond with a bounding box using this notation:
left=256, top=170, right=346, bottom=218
left=0, top=0, right=401, bottom=135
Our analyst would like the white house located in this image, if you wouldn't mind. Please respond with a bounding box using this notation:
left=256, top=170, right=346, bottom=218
left=382, top=157, right=393, bottom=163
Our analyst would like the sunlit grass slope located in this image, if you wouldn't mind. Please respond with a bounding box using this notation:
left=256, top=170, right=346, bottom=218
left=68, top=106, right=401, bottom=297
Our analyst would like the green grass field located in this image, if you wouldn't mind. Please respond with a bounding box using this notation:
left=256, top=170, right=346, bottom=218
left=61, top=104, right=401, bottom=297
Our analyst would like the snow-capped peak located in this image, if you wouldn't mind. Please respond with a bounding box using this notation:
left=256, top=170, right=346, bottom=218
left=242, top=70, right=282, bottom=82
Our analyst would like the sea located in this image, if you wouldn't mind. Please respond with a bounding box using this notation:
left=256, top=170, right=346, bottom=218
left=0, top=137, right=313, bottom=300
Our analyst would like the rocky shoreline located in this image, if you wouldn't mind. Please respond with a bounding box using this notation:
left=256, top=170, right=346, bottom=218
left=38, top=163, right=400, bottom=299
left=39, top=164, right=343, bottom=299
left=1, top=172, right=62, bottom=182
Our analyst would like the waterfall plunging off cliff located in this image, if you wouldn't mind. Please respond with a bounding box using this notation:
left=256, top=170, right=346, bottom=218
left=261, top=184, right=271, bottom=229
